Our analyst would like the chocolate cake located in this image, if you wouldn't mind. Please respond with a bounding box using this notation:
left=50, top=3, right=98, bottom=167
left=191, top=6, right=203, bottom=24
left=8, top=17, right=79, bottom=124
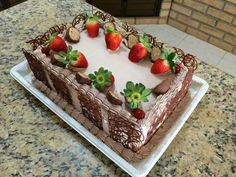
left=23, top=11, right=197, bottom=161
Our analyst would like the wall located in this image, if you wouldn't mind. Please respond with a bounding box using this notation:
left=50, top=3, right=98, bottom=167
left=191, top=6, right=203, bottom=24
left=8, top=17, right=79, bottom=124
left=168, top=0, right=236, bottom=54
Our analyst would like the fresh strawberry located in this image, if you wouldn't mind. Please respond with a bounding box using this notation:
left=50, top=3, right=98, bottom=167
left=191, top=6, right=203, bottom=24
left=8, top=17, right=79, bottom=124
left=129, top=43, right=147, bottom=62
left=57, top=45, right=88, bottom=68
left=175, top=64, right=181, bottom=74
left=86, top=15, right=100, bottom=38
left=70, top=52, right=88, bottom=68
left=128, top=35, right=152, bottom=62
left=105, top=29, right=122, bottom=51
left=45, top=33, right=67, bottom=52
left=133, top=108, right=145, bottom=119
left=151, top=58, right=170, bottom=74
left=41, top=46, right=50, bottom=56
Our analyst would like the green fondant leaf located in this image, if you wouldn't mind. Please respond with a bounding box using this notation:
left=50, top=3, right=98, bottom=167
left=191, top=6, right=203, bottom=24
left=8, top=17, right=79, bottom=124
left=137, top=83, right=145, bottom=93
left=129, top=102, right=138, bottom=109
left=98, top=67, right=104, bottom=73
left=169, top=59, right=175, bottom=73
left=167, top=52, right=176, bottom=61
left=140, top=35, right=152, bottom=53
left=88, top=74, right=96, bottom=80
left=126, top=81, right=135, bottom=90
left=58, top=51, right=66, bottom=57
left=89, top=67, right=113, bottom=92
left=122, top=81, right=152, bottom=109
left=141, top=96, right=149, bottom=102
left=161, top=48, right=168, bottom=59
left=142, top=88, right=152, bottom=97
left=67, top=45, right=73, bottom=53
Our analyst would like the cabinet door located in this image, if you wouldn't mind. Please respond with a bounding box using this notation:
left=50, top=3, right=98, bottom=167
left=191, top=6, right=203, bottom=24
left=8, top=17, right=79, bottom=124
left=87, top=0, right=123, bottom=17
left=126, top=0, right=159, bottom=16
left=87, top=0, right=162, bottom=17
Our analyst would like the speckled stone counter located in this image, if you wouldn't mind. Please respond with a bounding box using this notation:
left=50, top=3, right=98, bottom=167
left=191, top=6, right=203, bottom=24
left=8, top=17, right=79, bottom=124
left=0, top=0, right=235, bottom=176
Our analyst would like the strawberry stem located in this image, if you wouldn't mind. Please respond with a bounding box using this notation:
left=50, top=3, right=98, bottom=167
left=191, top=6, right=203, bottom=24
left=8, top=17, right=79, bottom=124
left=139, top=35, right=152, bottom=53
left=44, top=33, right=57, bottom=46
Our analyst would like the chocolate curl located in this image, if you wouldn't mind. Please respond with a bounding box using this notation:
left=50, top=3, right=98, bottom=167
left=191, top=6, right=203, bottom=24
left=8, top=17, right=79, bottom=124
left=181, top=54, right=198, bottom=71
left=72, top=13, right=86, bottom=27
left=173, top=47, right=185, bottom=58
left=26, top=24, right=67, bottom=49
left=122, top=22, right=138, bottom=36
left=120, top=22, right=139, bottom=49
left=95, top=10, right=115, bottom=22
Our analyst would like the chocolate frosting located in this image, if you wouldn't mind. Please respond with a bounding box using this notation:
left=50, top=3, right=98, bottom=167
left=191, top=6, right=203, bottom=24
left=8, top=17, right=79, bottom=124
left=22, top=49, right=51, bottom=88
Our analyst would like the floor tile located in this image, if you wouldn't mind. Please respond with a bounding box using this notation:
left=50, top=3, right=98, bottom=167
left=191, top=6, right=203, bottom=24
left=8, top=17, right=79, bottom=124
left=178, top=35, right=226, bottom=66
left=138, top=24, right=188, bottom=47
left=133, top=24, right=147, bottom=30
left=216, top=53, right=236, bottom=76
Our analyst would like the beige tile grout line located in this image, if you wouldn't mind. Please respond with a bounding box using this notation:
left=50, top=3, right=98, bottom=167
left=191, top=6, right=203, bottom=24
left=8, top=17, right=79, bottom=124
left=216, top=52, right=227, bottom=66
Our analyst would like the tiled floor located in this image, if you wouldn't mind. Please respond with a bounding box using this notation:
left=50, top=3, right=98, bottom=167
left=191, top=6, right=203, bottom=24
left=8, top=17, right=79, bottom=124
left=134, top=24, right=236, bottom=76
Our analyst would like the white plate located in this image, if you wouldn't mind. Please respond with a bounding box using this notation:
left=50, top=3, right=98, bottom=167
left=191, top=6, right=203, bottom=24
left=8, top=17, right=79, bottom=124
left=10, top=60, right=208, bottom=177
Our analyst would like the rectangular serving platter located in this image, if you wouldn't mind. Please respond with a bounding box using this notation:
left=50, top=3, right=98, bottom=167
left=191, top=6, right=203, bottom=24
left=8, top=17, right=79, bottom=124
left=10, top=60, right=208, bottom=177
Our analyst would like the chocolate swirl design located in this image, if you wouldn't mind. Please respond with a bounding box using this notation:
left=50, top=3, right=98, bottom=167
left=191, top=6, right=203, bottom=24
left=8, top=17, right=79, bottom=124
left=174, top=47, right=197, bottom=71
left=72, top=13, right=86, bottom=27
left=27, top=24, right=67, bottom=49
left=108, top=111, right=144, bottom=151
left=181, top=53, right=198, bottom=71
left=122, top=22, right=138, bottom=36
left=95, top=10, right=115, bottom=22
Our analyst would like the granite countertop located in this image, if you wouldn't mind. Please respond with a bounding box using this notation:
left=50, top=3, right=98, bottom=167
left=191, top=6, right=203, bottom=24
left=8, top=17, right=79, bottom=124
left=0, top=0, right=235, bottom=176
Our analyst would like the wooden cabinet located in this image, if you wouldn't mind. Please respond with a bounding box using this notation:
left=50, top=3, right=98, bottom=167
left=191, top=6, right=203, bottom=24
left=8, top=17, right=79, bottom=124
left=87, top=0, right=162, bottom=17
left=0, top=0, right=26, bottom=9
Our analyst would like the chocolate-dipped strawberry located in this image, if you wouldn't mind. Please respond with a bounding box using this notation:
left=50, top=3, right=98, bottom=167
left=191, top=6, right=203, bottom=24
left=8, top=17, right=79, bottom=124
left=103, top=22, right=116, bottom=32
left=152, top=76, right=174, bottom=95
left=76, top=72, right=92, bottom=85
left=88, top=67, right=115, bottom=92
left=50, top=52, right=66, bottom=67
left=151, top=46, right=161, bottom=63
left=65, top=27, right=80, bottom=43
left=106, top=90, right=122, bottom=105
left=127, top=34, right=139, bottom=49
left=121, top=81, right=151, bottom=109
